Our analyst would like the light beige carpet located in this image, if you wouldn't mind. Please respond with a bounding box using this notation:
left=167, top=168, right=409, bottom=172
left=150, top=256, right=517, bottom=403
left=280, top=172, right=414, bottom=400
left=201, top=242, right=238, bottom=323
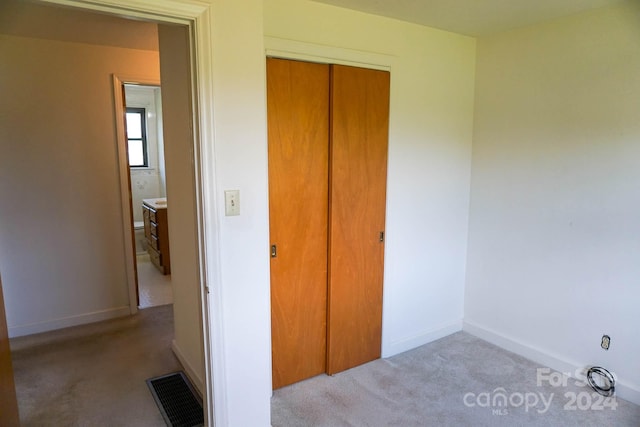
left=11, top=305, right=180, bottom=426
left=272, top=332, right=640, bottom=426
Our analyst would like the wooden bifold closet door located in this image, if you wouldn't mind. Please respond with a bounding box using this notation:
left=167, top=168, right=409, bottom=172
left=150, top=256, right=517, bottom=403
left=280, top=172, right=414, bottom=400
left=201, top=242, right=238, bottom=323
left=326, top=64, right=390, bottom=375
left=268, top=58, right=329, bottom=390
left=267, top=58, right=390, bottom=389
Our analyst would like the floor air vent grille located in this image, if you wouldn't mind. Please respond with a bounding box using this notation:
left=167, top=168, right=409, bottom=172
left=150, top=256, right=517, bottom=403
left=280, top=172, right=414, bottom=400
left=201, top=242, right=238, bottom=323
left=147, top=371, right=204, bottom=427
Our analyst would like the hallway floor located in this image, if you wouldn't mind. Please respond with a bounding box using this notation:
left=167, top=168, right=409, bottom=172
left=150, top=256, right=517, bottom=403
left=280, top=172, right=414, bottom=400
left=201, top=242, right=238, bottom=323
left=137, top=253, right=173, bottom=308
left=10, top=305, right=180, bottom=426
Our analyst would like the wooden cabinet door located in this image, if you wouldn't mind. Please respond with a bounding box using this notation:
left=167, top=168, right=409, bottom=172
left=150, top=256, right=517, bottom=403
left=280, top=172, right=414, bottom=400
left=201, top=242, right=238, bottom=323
left=0, top=275, right=20, bottom=427
left=267, top=58, right=330, bottom=389
left=327, top=65, right=390, bottom=374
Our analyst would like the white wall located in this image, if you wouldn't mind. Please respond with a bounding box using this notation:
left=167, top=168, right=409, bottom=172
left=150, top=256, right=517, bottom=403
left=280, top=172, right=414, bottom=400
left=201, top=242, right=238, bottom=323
left=0, top=32, right=160, bottom=336
left=465, top=1, right=640, bottom=404
left=205, top=0, right=272, bottom=424
left=264, top=0, right=476, bottom=357
left=157, top=23, right=205, bottom=394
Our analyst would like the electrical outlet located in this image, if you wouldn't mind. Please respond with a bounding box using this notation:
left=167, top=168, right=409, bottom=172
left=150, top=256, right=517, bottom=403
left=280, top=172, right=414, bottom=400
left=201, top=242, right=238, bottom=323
left=601, top=335, right=610, bottom=351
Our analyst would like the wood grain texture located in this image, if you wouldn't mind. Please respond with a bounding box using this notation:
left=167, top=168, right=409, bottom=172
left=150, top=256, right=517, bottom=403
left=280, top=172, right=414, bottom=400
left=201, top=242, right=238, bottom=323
left=327, top=65, right=390, bottom=375
left=0, top=275, right=20, bottom=427
left=267, top=58, right=330, bottom=389
left=143, top=204, right=171, bottom=275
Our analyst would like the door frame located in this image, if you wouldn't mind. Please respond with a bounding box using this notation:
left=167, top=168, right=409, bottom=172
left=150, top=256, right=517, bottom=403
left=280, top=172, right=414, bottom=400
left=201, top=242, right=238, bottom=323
left=37, top=0, right=220, bottom=424
left=112, top=75, right=162, bottom=314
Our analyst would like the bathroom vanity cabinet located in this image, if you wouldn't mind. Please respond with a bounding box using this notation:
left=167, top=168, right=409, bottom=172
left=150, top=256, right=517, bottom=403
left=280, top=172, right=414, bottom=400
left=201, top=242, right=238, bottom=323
left=142, top=198, right=171, bottom=275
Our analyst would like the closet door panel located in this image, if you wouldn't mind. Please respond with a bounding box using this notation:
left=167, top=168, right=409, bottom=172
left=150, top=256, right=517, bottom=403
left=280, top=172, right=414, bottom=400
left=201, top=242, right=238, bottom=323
left=328, top=65, right=390, bottom=374
left=267, top=58, right=330, bottom=389
left=0, top=276, right=20, bottom=427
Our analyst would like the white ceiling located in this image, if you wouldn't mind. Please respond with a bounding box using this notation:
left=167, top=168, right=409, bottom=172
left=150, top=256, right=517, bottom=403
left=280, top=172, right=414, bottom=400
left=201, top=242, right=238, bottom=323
left=311, top=0, right=626, bottom=36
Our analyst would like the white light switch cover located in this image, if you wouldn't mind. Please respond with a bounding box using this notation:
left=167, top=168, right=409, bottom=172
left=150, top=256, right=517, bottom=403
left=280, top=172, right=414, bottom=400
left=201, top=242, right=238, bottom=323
left=225, top=190, right=240, bottom=216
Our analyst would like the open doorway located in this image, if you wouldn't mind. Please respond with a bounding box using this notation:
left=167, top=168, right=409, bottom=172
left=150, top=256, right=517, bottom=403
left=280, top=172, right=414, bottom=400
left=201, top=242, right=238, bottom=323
left=123, top=84, right=173, bottom=308
left=0, top=0, right=210, bottom=423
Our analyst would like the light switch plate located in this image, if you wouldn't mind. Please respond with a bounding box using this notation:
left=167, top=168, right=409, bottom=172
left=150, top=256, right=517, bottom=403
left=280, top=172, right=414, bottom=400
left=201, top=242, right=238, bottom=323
left=224, top=190, right=240, bottom=216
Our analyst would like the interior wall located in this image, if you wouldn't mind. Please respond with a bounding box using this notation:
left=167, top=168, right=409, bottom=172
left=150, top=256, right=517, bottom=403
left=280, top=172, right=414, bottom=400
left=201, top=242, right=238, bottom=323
left=465, top=1, right=640, bottom=404
left=157, top=23, right=205, bottom=394
left=0, top=31, right=160, bottom=336
left=264, top=0, right=476, bottom=357
left=206, top=0, right=272, bottom=424
left=0, top=0, right=158, bottom=50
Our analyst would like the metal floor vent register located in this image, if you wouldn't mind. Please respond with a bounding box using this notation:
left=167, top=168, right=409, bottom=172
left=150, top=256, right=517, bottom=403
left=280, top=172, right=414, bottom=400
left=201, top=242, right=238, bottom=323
left=147, top=371, right=204, bottom=427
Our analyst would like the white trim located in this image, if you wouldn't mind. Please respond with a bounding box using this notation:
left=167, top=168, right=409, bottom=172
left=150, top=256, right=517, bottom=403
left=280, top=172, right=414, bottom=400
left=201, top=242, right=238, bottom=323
left=190, top=6, right=228, bottom=427
left=8, top=306, right=130, bottom=338
left=39, top=1, right=219, bottom=425
left=382, top=320, right=463, bottom=358
left=264, top=36, right=395, bottom=71
left=39, top=0, right=203, bottom=24
left=172, top=339, right=205, bottom=396
left=463, top=320, right=640, bottom=406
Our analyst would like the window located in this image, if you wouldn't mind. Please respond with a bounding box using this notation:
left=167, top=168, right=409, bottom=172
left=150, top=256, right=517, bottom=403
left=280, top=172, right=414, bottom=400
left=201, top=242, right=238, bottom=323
left=126, top=108, right=148, bottom=167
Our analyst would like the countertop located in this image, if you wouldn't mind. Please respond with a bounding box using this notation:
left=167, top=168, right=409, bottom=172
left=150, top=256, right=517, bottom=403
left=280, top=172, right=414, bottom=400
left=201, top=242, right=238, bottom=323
left=142, top=197, right=168, bottom=210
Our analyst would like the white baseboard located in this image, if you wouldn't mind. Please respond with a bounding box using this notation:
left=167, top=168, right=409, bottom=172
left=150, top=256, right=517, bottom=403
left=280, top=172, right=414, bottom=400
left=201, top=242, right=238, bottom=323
left=172, top=339, right=205, bottom=396
left=463, top=320, right=640, bottom=406
left=8, top=306, right=131, bottom=338
left=382, top=319, right=463, bottom=358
